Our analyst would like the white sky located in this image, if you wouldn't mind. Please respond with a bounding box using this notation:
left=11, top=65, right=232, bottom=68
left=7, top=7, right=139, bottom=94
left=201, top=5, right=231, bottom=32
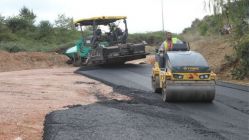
left=0, top=0, right=212, bottom=33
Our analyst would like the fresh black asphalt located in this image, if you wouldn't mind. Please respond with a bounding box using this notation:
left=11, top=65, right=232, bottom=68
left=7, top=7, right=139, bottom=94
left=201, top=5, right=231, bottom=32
left=43, top=64, right=249, bottom=140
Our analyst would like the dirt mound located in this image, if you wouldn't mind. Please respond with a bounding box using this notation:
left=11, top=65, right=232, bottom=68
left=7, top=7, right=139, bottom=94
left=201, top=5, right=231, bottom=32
left=0, top=51, right=70, bottom=72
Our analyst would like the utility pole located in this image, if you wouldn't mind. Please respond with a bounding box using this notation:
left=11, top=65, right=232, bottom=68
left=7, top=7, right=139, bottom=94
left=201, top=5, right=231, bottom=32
left=161, top=0, right=165, bottom=32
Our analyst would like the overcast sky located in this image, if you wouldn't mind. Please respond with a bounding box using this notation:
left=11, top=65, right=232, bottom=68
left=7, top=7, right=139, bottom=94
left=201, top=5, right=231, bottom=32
left=0, top=0, right=212, bottom=33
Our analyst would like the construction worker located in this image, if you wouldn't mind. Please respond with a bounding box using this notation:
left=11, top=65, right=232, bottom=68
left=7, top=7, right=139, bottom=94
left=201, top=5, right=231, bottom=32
left=157, top=32, right=182, bottom=68
left=159, top=32, right=182, bottom=52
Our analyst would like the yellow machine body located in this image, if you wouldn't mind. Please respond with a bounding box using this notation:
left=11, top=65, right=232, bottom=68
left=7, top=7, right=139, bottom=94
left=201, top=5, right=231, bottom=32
left=151, top=51, right=216, bottom=102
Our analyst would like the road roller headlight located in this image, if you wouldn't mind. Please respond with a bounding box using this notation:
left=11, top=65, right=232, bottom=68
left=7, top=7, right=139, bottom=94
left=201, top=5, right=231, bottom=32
left=199, top=74, right=210, bottom=79
left=173, top=74, right=184, bottom=79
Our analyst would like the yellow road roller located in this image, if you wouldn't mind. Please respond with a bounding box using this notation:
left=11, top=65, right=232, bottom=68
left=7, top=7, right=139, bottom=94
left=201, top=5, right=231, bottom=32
left=151, top=43, right=216, bottom=102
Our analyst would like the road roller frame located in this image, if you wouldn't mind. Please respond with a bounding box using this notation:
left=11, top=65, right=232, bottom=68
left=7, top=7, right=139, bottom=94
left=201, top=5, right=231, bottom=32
left=152, top=51, right=216, bottom=102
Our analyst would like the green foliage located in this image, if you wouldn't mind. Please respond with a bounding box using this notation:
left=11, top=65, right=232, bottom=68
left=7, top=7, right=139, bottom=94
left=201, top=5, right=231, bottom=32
left=5, top=6, right=36, bottom=33
left=128, top=31, right=165, bottom=45
left=6, top=16, right=30, bottom=33
left=182, top=0, right=248, bottom=79
left=53, top=14, right=80, bottom=44
left=19, top=6, right=36, bottom=25
left=37, top=20, right=54, bottom=42
left=0, top=41, right=26, bottom=52
left=55, top=14, right=74, bottom=30
left=0, top=7, right=80, bottom=53
left=231, top=35, right=249, bottom=79
left=199, top=22, right=209, bottom=36
left=0, top=14, right=16, bottom=41
left=184, top=15, right=221, bottom=36
left=209, top=0, right=249, bottom=79
left=0, top=22, right=17, bottom=41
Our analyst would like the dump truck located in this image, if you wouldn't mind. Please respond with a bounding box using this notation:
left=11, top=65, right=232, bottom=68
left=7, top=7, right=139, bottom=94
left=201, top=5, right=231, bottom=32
left=152, top=42, right=216, bottom=102
left=65, top=16, right=147, bottom=65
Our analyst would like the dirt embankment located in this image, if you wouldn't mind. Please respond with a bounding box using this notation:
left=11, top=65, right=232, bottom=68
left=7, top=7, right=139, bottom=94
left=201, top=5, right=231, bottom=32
left=0, top=51, right=69, bottom=72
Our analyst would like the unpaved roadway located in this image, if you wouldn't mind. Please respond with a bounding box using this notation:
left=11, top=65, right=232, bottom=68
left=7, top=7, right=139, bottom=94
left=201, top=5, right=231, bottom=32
left=44, top=64, right=249, bottom=140
left=0, top=68, right=130, bottom=140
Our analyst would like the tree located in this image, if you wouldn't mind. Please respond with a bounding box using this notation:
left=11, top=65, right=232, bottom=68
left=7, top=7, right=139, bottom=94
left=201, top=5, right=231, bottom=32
left=0, top=15, right=15, bottom=41
left=6, top=16, right=28, bottom=32
left=19, top=6, right=36, bottom=25
left=37, top=20, right=54, bottom=41
left=6, top=6, right=36, bottom=33
left=207, top=0, right=249, bottom=27
left=54, top=14, right=74, bottom=30
left=208, top=0, right=249, bottom=79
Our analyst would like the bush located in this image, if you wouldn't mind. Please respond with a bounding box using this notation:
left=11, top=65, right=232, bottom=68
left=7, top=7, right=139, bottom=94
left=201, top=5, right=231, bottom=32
left=5, top=17, right=30, bottom=33
left=0, top=23, right=17, bottom=41
left=128, top=31, right=164, bottom=45
left=231, top=38, right=249, bottom=79
left=36, top=20, right=54, bottom=42
left=199, top=22, right=209, bottom=36
left=184, top=15, right=222, bottom=36
left=0, top=42, right=26, bottom=53
left=0, top=7, right=81, bottom=53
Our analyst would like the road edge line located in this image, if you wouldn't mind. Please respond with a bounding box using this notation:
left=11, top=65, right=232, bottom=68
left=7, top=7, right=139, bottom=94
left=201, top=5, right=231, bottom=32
left=216, top=80, right=249, bottom=92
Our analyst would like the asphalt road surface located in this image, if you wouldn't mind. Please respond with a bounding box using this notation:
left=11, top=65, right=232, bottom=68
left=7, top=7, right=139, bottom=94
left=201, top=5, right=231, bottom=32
left=43, top=64, right=249, bottom=140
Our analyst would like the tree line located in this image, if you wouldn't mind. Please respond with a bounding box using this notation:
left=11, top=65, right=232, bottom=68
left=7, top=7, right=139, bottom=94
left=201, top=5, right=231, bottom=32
left=0, top=6, right=80, bottom=52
